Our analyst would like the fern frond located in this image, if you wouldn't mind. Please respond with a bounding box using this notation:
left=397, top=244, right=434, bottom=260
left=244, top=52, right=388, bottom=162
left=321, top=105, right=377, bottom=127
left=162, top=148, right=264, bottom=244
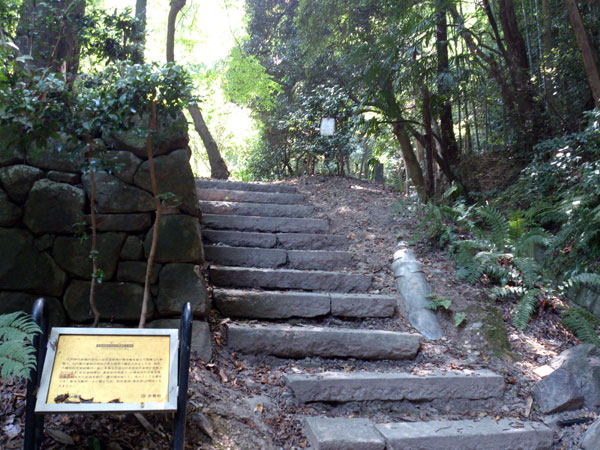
left=514, top=229, right=551, bottom=257
left=512, top=289, right=540, bottom=331
left=489, top=285, right=525, bottom=300
left=475, top=206, right=509, bottom=250
left=512, top=257, right=542, bottom=288
left=0, top=312, right=40, bottom=381
left=563, top=273, right=600, bottom=293
left=562, top=307, right=600, bottom=346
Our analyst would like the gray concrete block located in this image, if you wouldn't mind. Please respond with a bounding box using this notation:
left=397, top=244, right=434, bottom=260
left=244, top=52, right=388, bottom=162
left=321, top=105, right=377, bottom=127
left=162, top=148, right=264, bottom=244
left=202, top=214, right=329, bottom=233
left=204, top=245, right=287, bottom=268
left=285, top=370, right=504, bottom=403
left=305, top=417, right=385, bottom=450
left=195, top=179, right=297, bottom=193
left=196, top=188, right=304, bottom=205
left=202, top=229, right=277, bottom=248
left=287, top=250, right=352, bottom=270
left=276, top=233, right=348, bottom=250
left=199, top=201, right=314, bottom=218
left=376, top=418, right=554, bottom=450
left=226, top=324, right=420, bottom=360
left=210, top=267, right=372, bottom=293
left=330, top=293, right=396, bottom=318
left=214, top=289, right=330, bottom=318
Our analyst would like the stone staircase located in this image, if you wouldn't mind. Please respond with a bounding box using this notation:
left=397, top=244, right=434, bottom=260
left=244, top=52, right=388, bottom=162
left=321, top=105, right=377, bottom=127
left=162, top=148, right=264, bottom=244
left=196, top=179, right=554, bottom=449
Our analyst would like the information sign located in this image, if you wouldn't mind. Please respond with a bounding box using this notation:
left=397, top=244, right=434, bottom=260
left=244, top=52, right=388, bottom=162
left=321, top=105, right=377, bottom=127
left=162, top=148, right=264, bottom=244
left=35, top=328, right=179, bottom=414
left=320, top=117, right=335, bottom=136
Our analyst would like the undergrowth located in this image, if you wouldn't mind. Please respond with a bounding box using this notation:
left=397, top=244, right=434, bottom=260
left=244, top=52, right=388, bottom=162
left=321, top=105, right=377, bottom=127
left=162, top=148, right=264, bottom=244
left=407, top=110, right=600, bottom=346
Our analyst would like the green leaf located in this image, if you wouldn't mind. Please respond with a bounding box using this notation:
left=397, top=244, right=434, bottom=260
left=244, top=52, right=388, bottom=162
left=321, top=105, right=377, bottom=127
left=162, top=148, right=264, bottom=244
left=454, top=312, right=467, bottom=327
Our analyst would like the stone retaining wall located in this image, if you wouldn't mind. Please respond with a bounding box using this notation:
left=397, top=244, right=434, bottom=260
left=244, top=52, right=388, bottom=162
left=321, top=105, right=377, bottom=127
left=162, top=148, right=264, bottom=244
left=0, top=116, right=208, bottom=326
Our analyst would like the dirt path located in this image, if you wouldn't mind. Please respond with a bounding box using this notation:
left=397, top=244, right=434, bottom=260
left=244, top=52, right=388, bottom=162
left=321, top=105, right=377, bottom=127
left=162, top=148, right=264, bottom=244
left=0, top=175, right=591, bottom=449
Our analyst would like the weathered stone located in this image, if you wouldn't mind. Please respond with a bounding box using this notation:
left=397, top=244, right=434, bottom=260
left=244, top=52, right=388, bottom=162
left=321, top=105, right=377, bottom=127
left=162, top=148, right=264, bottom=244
left=107, top=112, right=189, bottom=158
left=0, top=228, right=66, bottom=296
left=0, top=126, right=24, bottom=167
left=116, top=261, right=161, bottom=284
left=105, top=150, right=143, bottom=184
left=199, top=200, right=313, bottom=218
left=214, top=289, right=330, bottom=319
left=23, top=179, right=85, bottom=234
left=195, top=179, right=296, bottom=193
left=148, top=319, right=212, bottom=362
left=34, top=234, right=55, bottom=251
left=0, top=189, right=21, bottom=226
left=0, top=291, right=67, bottom=327
left=47, top=171, right=80, bottom=184
left=157, top=263, right=209, bottom=316
left=203, top=229, right=277, bottom=248
left=276, top=233, right=348, bottom=250
left=305, top=417, right=385, bottom=450
left=0, top=164, right=44, bottom=203
left=549, top=344, right=600, bottom=407
left=582, top=418, right=600, bottom=450
left=196, top=188, right=304, bottom=205
left=376, top=418, right=553, bottom=450
left=373, top=162, right=385, bottom=183
left=87, top=213, right=152, bottom=232
left=63, top=280, right=150, bottom=322
left=204, top=246, right=287, bottom=268
left=26, top=138, right=83, bottom=172
left=134, top=149, right=199, bottom=216
left=202, top=214, right=329, bottom=233
left=120, top=236, right=144, bottom=260
left=392, top=245, right=443, bottom=340
left=82, top=171, right=154, bottom=213
left=144, top=214, right=203, bottom=263
left=210, top=267, right=372, bottom=293
left=532, top=368, right=584, bottom=414
left=287, top=250, right=352, bottom=270
left=226, top=324, right=420, bottom=360
left=330, top=294, right=396, bottom=318
left=53, top=233, right=126, bottom=280
left=285, top=370, right=504, bottom=403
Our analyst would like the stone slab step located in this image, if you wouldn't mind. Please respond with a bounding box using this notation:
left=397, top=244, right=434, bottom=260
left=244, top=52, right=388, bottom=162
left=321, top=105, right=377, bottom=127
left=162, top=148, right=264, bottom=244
left=284, top=370, right=504, bottom=403
left=195, top=179, right=297, bottom=193
left=376, top=418, right=554, bottom=450
left=203, top=229, right=347, bottom=251
left=214, top=289, right=396, bottom=319
left=204, top=246, right=353, bottom=270
left=305, top=417, right=385, bottom=450
left=304, top=417, right=553, bottom=450
left=226, top=324, right=420, bottom=360
left=199, top=201, right=314, bottom=218
left=210, top=267, right=372, bottom=293
left=202, top=214, right=329, bottom=233
left=196, top=188, right=305, bottom=205
left=276, top=233, right=348, bottom=250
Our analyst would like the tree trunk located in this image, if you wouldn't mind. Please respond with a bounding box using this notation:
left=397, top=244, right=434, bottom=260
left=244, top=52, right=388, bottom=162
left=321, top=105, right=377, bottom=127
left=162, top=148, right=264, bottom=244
left=392, top=123, right=428, bottom=202
left=564, top=0, right=600, bottom=109
left=422, top=87, right=436, bottom=199
left=188, top=105, right=230, bottom=179
left=16, top=0, right=85, bottom=75
left=132, top=0, right=147, bottom=63
left=166, top=0, right=230, bottom=179
left=435, top=1, right=460, bottom=166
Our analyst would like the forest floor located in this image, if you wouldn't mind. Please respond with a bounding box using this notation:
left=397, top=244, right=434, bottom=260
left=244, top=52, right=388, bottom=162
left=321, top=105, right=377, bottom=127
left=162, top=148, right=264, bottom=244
left=0, top=175, right=593, bottom=449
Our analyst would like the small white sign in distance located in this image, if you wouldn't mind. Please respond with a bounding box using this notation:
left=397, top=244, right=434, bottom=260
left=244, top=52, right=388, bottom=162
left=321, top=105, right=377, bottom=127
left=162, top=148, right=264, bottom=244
left=320, top=118, right=335, bottom=136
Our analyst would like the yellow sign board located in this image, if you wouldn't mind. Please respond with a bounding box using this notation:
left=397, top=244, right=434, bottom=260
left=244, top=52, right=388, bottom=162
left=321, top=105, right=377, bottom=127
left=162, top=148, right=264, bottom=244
left=47, top=334, right=170, bottom=404
left=36, top=328, right=178, bottom=413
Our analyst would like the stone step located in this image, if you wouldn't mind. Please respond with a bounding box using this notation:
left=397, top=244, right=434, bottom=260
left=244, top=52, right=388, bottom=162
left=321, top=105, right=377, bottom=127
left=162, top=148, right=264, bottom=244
left=195, top=179, right=297, bottom=194
left=202, top=214, right=329, bottom=233
left=227, top=324, right=421, bottom=360
left=284, top=370, right=504, bottom=403
left=214, top=289, right=396, bottom=319
left=196, top=188, right=305, bottom=205
left=304, top=417, right=553, bottom=450
left=204, top=246, right=353, bottom=270
left=210, top=267, right=372, bottom=293
left=203, top=229, right=347, bottom=251
left=199, top=201, right=314, bottom=218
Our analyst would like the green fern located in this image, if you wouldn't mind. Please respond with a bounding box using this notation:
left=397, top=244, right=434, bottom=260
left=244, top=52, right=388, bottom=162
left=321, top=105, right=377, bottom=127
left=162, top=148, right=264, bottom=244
left=475, top=206, right=509, bottom=250
left=562, top=307, right=600, bottom=346
left=0, top=312, right=41, bottom=381
left=512, top=289, right=540, bottom=331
